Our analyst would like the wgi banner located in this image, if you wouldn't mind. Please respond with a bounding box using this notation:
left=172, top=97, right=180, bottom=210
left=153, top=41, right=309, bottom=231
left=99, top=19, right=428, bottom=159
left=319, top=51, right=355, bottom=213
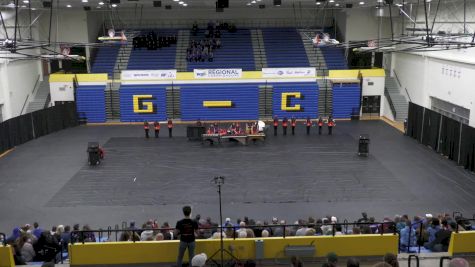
left=121, top=70, right=177, bottom=80
left=194, top=69, right=242, bottom=79
left=262, top=67, right=316, bottom=78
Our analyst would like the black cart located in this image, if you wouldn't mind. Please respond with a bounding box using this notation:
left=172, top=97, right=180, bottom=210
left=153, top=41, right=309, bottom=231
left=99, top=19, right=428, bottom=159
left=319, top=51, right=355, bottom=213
left=87, top=142, right=100, bottom=165
left=358, top=134, right=370, bottom=156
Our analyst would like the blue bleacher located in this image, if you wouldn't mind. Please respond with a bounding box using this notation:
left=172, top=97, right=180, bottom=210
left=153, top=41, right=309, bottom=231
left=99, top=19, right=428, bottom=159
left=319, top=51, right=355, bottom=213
left=127, top=29, right=178, bottom=70
left=332, top=83, right=361, bottom=119
left=179, top=83, right=259, bottom=121
left=320, top=47, right=348, bottom=69
left=186, top=29, right=255, bottom=71
left=76, top=85, right=106, bottom=123
left=91, top=45, right=120, bottom=77
left=262, top=28, right=309, bottom=68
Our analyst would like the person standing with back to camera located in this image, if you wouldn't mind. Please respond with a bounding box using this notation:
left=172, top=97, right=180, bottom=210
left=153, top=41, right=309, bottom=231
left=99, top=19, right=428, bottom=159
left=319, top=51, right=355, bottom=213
left=175, top=206, right=198, bottom=267
left=143, top=121, right=150, bottom=138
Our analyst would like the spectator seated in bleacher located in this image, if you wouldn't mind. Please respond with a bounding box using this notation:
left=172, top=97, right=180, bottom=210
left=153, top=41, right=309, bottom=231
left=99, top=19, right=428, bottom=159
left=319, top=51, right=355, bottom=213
left=132, top=31, right=177, bottom=50
left=192, top=22, right=199, bottom=36
left=187, top=38, right=218, bottom=63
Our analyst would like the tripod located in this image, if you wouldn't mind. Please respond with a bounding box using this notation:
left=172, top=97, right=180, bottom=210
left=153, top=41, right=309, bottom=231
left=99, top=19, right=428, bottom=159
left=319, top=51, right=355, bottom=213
left=208, top=176, right=239, bottom=267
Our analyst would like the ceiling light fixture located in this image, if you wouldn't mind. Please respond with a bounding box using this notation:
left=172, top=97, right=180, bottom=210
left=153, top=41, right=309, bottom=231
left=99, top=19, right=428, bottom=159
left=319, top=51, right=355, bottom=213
left=359, top=1, right=364, bottom=4
left=179, top=1, right=184, bottom=4
left=183, top=3, right=188, bottom=6
left=98, top=1, right=104, bottom=5
left=81, top=0, right=88, bottom=2
left=111, top=3, right=117, bottom=7
left=335, top=3, right=339, bottom=6
left=66, top=4, right=72, bottom=7
left=251, top=0, right=256, bottom=3
left=329, top=0, right=334, bottom=3
left=22, top=0, right=29, bottom=3
left=316, top=2, right=321, bottom=5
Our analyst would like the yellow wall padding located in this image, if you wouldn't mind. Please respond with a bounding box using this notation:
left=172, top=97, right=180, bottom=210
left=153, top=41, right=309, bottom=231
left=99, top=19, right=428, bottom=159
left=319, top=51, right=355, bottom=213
left=0, top=245, right=15, bottom=267
left=69, top=234, right=398, bottom=266
left=448, top=231, right=475, bottom=255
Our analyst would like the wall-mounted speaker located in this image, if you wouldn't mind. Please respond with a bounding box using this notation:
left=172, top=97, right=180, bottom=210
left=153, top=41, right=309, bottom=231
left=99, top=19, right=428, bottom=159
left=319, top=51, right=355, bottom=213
left=83, top=6, right=91, bottom=10
left=42, top=1, right=51, bottom=8
left=274, top=0, right=281, bottom=6
left=153, top=1, right=161, bottom=7
left=346, top=3, right=353, bottom=8
left=217, top=0, right=229, bottom=8
left=385, top=0, right=393, bottom=4
left=259, top=4, right=265, bottom=8
left=165, top=5, right=171, bottom=9
left=110, top=0, right=120, bottom=4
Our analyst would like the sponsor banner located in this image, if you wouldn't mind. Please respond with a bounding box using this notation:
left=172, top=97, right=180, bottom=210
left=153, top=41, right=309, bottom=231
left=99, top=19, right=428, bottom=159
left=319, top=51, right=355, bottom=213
left=121, top=70, right=177, bottom=80
left=262, top=67, right=316, bottom=78
left=194, top=69, right=242, bottom=79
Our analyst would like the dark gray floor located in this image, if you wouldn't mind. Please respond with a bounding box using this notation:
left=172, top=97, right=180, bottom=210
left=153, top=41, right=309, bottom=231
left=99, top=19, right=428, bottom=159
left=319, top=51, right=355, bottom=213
left=1, top=121, right=474, bottom=232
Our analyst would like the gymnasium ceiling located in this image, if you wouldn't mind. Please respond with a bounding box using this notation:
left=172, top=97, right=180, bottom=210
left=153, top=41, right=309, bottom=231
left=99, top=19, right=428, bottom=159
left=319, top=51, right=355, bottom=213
left=0, top=0, right=469, bottom=10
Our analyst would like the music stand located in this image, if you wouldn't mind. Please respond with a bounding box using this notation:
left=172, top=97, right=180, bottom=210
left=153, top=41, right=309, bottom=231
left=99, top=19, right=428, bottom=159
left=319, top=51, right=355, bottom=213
left=208, top=176, right=239, bottom=267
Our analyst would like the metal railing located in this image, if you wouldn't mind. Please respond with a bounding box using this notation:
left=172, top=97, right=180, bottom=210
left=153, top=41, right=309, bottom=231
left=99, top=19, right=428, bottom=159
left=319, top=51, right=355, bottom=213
left=408, top=254, right=420, bottom=267
left=393, top=70, right=412, bottom=102
left=70, top=221, right=398, bottom=245
left=385, top=87, right=398, bottom=119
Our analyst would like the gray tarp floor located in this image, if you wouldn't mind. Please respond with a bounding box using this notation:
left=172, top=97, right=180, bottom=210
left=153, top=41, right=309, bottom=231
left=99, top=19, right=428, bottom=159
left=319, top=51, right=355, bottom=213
left=1, top=120, right=474, bottom=232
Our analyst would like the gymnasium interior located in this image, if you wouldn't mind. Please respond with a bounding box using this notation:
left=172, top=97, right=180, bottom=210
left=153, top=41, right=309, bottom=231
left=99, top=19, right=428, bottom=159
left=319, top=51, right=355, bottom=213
left=1, top=0, right=475, bottom=266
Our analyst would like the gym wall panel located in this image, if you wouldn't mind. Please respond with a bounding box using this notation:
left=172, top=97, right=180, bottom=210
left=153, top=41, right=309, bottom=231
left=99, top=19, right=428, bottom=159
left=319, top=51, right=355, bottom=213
left=76, top=86, right=106, bottom=123
left=332, top=83, right=361, bottom=119
left=119, top=85, right=167, bottom=122
left=179, top=83, right=259, bottom=121
left=271, top=82, right=319, bottom=119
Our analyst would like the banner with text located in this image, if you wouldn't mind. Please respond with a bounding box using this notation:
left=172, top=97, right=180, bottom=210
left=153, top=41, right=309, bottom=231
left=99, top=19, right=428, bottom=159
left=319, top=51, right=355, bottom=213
left=121, top=70, right=177, bottom=80
left=262, top=67, right=316, bottom=78
left=194, top=69, right=242, bottom=79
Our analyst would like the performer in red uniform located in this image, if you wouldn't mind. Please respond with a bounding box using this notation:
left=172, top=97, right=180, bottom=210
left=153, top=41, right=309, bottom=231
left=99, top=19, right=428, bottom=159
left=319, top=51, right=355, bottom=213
left=273, top=115, right=278, bottom=136
left=306, top=116, right=312, bottom=135
left=154, top=121, right=160, bottom=138
left=282, top=117, right=288, bottom=136
left=144, top=121, right=150, bottom=138
left=167, top=118, right=173, bottom=138
left=317, top=116, right=324, bottom=135
left=327, top=116, right=335, bottom=135
left=291, top=117, right=297, bottom=135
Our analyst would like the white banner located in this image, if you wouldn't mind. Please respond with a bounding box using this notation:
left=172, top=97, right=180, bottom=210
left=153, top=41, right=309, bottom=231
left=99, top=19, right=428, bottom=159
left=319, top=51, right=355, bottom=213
left=262, top=67, right=316, bottom=78
left=194, top=69, right=242, bottom=79
left=121, top=70, right=177, bottom=80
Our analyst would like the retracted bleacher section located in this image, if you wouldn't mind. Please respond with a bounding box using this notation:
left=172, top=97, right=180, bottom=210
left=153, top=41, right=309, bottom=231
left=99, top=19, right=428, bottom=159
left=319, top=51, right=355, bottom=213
left=262, top=28, right=309, bottom=68
left=271, top=82, right=319, bottom=119
left=179, top=83, right=259, bottom=121
left=119, top=85, right=167, bottom=122
left=320, top=47, right=348, bottom=69
left=76, top=85, right=106, bottom=123
left=127, top=29, right=177, bottom=70
left=332, top=83, right=361, bottom=119
left=90, top=44, right=121, bottom=77
left=186, top=29, right=255, bottom=71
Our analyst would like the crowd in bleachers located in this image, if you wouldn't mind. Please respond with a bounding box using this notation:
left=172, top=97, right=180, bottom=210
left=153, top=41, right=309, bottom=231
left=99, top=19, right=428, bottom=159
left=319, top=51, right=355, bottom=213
left=2, top=212, right=473, bottom=265
left=187, top=22, right=224, bottom=63
left=132, top=31, right=177, bottom=50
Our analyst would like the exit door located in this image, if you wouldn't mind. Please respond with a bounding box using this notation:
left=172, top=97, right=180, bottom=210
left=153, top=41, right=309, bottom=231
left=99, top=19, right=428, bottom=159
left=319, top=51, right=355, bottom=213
left=362, top=96, right=381, bottom=116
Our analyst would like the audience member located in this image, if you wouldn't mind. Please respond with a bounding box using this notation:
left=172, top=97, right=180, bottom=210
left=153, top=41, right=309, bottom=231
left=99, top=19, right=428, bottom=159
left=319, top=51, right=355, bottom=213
left=347, top=258, right=360, bottom=267
left=291, top=256, right=303, bottom=267
left=175, top=206, right=199, bottom=267
left=326, top=252, right=338, bottom=267
left=383, top=253, right=399, bottom=267
left=449, top=258, right=470, bottom=267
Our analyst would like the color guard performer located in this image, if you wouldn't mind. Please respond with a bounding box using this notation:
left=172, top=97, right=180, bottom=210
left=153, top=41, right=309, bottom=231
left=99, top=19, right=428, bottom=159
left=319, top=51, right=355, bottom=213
left=154, top=121, right=160, bottom=138
left=291, top=117, right=297, bottom=135
left=273, top=115, right=278, bottom=136
left=327, top=116, right=335, bottom=135
left=282, top=117, right=288, bottom=136
left=144, top=121, right=150, bottom=138
left=317, top=116, right=324, bottom=135
left=305, top=117, right=312, bottom=135
left=167, top=118, right=173, bottom=138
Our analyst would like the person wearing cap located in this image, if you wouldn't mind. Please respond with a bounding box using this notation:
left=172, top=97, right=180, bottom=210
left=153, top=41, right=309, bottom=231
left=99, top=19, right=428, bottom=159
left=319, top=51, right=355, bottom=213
left=175, top=206, right=199, bottom=267
left=191, top=253, right=207, bottom=267
left=326, top=252, right=338, bottom=266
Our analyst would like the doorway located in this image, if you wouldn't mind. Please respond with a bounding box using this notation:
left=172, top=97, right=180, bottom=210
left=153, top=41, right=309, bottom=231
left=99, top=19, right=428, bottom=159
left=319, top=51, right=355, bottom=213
left=362, top=96, right=381, bottom=116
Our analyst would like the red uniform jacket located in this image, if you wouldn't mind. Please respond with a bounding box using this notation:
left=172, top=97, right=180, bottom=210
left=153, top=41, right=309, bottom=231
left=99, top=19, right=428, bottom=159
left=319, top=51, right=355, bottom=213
left=167, top=120, right=173, bottom=128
